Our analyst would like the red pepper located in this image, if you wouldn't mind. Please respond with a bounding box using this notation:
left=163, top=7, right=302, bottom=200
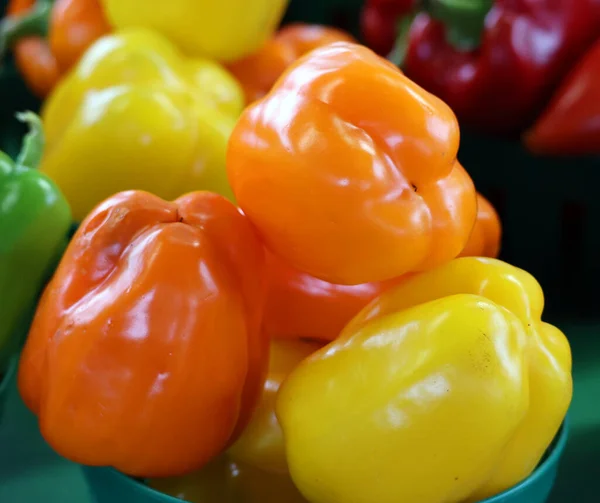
left=362, top=0, right=600, bottom=136
left=524, top=37, right=600, bottom=156
left=360, top=0, right=415, bottom=56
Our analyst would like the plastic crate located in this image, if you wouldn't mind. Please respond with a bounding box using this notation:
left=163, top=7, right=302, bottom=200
left=459, top=131, right=600, bottom=317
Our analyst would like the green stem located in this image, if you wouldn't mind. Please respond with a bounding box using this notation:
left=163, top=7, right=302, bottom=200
left=15, top=111, right=46, bottom=170
left=428, top=0, right=493, bottom=11
left=388, top=14, right=418, bottom=68
left=424, top=0, right=493, bottom=50
left=0, top=0, right=53, bottom=60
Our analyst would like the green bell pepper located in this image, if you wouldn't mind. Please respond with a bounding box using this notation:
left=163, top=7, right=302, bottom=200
left=0, top=112, right=71, bottom=369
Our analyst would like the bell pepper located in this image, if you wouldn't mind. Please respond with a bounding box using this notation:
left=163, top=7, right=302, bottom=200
left=360, top=0, right=415, bottom=56
left=0, top=112, right=71, bottom=369
left=459, top=192, right=501, bottom=259
left=277, top=257, right=572, bottom=503
left=2, top=0, right=110, bottom=97
left=263, top=191, right=499, bottom=343
left=227, top=23, right=355, bottom=104
left=18, top=189, right=267, bottom=477
left=262, top=251, right=395, bottom=342
left=100, top=0, right=289, bottom=63
left=525, top=37, right=600, bottom=156
left=150, top=456, right=308, bottom=503
left=363, top=0, right=600, bottom=135
left=39, top=28, right=244, bottom=222
left=228, top=339, right=323, bottom=473
left=227, top=42, right=477, bottom=286
left=150, top=339, right=319, bottom=502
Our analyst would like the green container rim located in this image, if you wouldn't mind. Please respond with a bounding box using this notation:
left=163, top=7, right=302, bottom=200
left=0, top=355, right=18, bottom=397
left=86, top=417, right=569, bottom=503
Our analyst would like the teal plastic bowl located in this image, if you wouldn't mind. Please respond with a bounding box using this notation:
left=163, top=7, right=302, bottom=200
left=82, top=420, right=568, bottom=503
left=0, top=356, right=17, bottom=422
left=483, top=419, right=569, bottom=503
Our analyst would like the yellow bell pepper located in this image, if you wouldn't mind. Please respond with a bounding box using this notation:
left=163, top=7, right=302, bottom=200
left=150, top=455, right=308, bottom=503
left=150, top=339, right=321, bottom=503
left=101, top=0, right=290, bottom=63
left=40, top=29, right=244, bottom=222
left=276, top=257, right=572, bottom=503
left=228, top=339, right=323, bottom=474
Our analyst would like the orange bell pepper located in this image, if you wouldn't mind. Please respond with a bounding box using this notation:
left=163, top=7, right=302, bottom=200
left=263, top=251, right=399, bottom=342
left=5, top=0, right=110, bottom=97
left=264, top=192, right=500, bottom=343
left=460, top=193, right=502, bottom=259
left=227, top=23, right=355, bottom=104
left=18, top=190, right=267, bottom=478
left=150, top=340, right=322, bottom=502
left=227, top=42, right=477, bottom=285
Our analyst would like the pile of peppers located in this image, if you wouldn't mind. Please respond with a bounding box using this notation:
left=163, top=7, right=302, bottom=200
left=360, top=0, right=600, bottom=154
left=0, top=2, right=573, bottom=503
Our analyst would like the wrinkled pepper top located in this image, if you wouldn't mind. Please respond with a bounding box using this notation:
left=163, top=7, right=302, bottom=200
left=18, top=190, right=267, bottom=477
left=262, top=191, right=500, bottom=343
left=276, top=257, right=572, bottom=503
left=40, top=29, right=245, bottom=222
left=101, top=0, right=289, bottom=63
left=227, top=42, right=477, bottom=285
left=0, top=113, right=71, bottom=367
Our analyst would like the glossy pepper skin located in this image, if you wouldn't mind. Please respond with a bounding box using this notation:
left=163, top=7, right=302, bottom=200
left=18, top=190, right=267, bottom=477
left=525, top=37, right=600, bottom=156
left=277, top=257, right=572, bottom=503
left=228, top=339, right=323, bottom=473
left=151, top=339, right=319, bottom=502
left=228, top=42, right=477, bottom=286
left=228, top=23, right=355, bottom=104
left=262, top=252, right=393, bottom=342
left=101, top=0, right=289, bottom=63
left=39, top=29, right=244, bottom=222
left=3, top=0, right=110, bottom=97
left=401, top=0, right=600, bottom=135
left=0, top=112, right=71, bottom=369
left=459, top=193, right=501, bottom=259
left=264, top=193, right=499, bottom=343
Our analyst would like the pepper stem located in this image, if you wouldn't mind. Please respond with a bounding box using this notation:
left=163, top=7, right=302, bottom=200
left=388, top=14, right=417, bottom=68
left=424, top=0, right=493, bottom=50
left=0, top=0, right=53, bottom=61
left=15, top=111, right=46, bottom=170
